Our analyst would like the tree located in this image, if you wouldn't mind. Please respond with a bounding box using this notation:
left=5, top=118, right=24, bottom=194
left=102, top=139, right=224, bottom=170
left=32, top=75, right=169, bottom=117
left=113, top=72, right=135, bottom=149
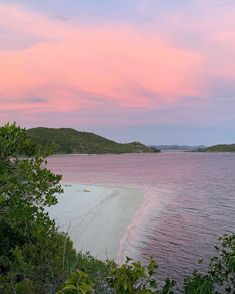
left=0, top=123, right=77, bottom=293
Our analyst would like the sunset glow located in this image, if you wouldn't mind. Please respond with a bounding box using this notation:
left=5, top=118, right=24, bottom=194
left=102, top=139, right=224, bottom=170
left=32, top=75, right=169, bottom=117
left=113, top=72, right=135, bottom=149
left=0, top=1, right=235, bottom=144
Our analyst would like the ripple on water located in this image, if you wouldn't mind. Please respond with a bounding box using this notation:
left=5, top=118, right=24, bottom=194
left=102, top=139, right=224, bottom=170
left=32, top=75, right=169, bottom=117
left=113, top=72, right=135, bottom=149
left=47, top=152, right=235, bottom=287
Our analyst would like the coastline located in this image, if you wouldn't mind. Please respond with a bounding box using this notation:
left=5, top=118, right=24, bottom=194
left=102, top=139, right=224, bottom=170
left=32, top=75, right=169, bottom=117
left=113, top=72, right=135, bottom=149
left=47, top=183, right=144, bottom=261
left=48, top=152, right=160, bottom=157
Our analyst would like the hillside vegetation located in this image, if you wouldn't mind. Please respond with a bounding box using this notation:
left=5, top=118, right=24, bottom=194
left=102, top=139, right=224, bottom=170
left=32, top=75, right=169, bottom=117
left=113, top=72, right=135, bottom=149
left=197, top=144, right=235, bottom=152
left=26, top=127, right=160, bottom=154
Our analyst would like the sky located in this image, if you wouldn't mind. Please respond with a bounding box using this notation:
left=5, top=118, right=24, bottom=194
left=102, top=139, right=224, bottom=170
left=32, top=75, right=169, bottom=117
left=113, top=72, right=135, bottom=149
left=0, top=0, right=235, bottom=145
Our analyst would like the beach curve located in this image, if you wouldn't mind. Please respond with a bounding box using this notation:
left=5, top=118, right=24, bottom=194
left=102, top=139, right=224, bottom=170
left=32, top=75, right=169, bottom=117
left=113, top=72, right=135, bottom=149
left=47, top=183, right=144, bottom=261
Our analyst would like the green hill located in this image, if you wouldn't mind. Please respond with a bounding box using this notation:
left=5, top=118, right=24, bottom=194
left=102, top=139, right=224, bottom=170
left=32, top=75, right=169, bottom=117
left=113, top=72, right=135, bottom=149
left=26, top=127, right=160, bottom=154
left=196, top=144, right=235, bottom=152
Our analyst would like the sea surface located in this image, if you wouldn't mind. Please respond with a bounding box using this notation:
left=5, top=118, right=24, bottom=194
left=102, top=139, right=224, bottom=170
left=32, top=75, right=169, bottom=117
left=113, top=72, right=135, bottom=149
left=47, top=152, right=235, bottom=287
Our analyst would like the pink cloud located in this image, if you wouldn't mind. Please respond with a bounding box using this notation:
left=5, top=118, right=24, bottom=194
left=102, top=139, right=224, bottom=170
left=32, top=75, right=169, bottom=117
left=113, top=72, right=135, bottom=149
left=0, top=3, right=203, bottom=125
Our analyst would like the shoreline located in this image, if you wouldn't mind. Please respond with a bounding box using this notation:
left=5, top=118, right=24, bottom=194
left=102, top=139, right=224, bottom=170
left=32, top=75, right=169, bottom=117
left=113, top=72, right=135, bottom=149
left=48, top=152, right=160, bottom=157
left=47, top=183, right=144, bottom=261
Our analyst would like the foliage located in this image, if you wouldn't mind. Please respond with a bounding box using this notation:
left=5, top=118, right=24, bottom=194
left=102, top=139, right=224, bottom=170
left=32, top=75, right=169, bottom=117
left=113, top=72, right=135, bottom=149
left=26, top=127, right=160, bottom=154
left=184, top=272, right=213, bottom=294
left=61, top=235, right=235, bottom=294
left=0, top=123, right=77, bottom=293
left=210, top=234, right=235, bottom=291
left=184, top=234, right=235, bottom=294
left=75, top=252, right=111, bottom=293
left=107, top=257, right=175, bottom=294
left=57, top=270, right=93, bottom=294
left=60, top=257, right=176, bottom=294
left=0, top=122, right=36, bottom=159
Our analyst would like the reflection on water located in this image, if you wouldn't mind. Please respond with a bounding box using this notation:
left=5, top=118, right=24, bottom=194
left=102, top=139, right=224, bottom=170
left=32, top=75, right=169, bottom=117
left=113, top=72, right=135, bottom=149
left=47, top=152, right=235, bottom=285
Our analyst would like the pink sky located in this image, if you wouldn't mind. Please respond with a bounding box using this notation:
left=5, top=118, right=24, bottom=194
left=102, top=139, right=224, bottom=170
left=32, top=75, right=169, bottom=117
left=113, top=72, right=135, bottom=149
left=0, top=1, right=235, bottom=144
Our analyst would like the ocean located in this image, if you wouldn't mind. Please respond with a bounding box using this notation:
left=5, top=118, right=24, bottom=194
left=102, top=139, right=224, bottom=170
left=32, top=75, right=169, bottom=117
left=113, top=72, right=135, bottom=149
left=47, top=152, right=235, bottom=285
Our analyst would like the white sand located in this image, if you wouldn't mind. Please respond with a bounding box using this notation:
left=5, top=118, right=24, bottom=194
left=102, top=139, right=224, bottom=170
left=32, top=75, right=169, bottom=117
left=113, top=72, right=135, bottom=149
left=47, top=184, right=143, bottom=260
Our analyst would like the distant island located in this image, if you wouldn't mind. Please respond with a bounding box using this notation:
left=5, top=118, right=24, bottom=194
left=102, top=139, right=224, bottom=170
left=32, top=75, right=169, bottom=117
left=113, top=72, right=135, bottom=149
left=152, top=144, right=235, bottom=152
left=152, top=145, right=205, bottom=151
left=196, top=144, right=235, bottom=152
left=27, top=127, right=160, bottom=154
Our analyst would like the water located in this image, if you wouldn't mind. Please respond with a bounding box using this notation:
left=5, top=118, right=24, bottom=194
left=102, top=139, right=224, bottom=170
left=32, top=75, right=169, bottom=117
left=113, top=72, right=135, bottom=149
left=47, top=152, right=235, bottom=286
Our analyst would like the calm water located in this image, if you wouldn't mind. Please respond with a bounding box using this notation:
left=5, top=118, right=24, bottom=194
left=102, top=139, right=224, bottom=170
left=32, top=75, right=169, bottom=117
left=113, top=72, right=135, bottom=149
left=47, top=152, right=235, bottom=286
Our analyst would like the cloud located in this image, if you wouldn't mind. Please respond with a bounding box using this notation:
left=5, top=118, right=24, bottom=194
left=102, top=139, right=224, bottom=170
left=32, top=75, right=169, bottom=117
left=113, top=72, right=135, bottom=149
left=0, top=3, right=203, bottom=124
left=0, top=1, right=235, bottom=130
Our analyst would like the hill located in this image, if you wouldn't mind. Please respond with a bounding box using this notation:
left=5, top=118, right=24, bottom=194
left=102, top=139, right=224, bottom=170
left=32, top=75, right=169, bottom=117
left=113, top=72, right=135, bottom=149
left=26, top=127, right=160, bottom=154
left=196, top=144, right=235, bottom=152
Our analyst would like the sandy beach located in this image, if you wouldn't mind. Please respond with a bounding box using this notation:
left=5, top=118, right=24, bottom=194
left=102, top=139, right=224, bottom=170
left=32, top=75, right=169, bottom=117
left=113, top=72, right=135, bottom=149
left=47, top=184, right=143, bottom=261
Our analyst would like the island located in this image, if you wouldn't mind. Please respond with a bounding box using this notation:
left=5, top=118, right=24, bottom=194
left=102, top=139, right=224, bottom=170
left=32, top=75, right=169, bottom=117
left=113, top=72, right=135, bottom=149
left=152, top=145, right=205, bottom=151
left=196, top=144, right=235, bottom=152
left=27, top=127, right=160, bottom=154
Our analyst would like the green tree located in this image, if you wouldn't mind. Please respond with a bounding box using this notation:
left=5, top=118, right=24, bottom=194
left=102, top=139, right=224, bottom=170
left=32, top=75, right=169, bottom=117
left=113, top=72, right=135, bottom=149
left=0, top=123, right=77, bottom=293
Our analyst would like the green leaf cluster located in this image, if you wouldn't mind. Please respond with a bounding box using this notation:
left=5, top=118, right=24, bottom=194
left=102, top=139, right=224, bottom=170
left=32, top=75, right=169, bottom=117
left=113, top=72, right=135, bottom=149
left=107, top=257, right=175, bottom=293
left=57, top=270, right=93, bottom=294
